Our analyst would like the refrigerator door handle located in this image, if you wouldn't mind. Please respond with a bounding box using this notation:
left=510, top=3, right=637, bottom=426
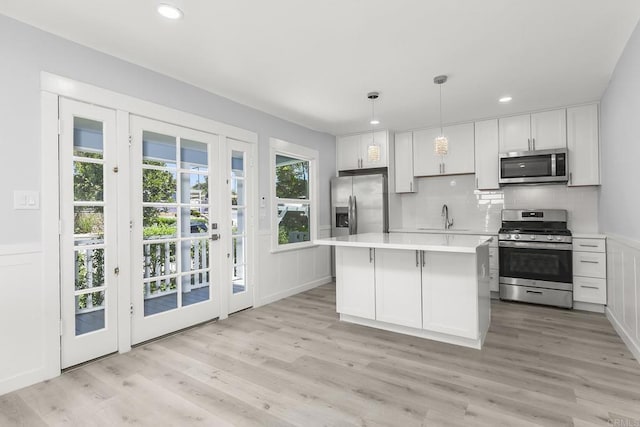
left=353, top=196, right=358, bottom=234
left=347, top=196, right=353, bottom=234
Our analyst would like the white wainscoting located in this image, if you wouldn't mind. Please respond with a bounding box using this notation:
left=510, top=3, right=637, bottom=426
left=0, top=245, right=58, bottom=396
left=256, top=226, right=332, bottom=307
left=606, top=234, right=640, bottom=364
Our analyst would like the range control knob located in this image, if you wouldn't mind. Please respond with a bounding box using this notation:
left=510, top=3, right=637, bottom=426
left=547, top=235, right=553, bottom=241
left=530, top=235, right=536, bottom=240
left=513, top=234, right=520, bottom=240
left=556, top=236, right=563, bottom=241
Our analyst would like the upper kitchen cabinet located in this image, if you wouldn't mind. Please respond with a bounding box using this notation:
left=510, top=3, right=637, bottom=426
left=474, top=119, right=500, bottom=190
left=414, top=123, right=474, bottom=177
left=337, top=130, right=389, bottom=172
left=567, top=104, right=600, bottom=186
left=394, top=131, right=415, bottom=193
left=499, top=109, right=566, bottom=152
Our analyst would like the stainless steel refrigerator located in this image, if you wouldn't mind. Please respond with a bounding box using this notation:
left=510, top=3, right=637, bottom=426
left=330, top=174, right=388, bottom=275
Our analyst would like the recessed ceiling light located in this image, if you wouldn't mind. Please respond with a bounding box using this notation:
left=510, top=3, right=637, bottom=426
left=499, top=96, right=513, bottom=103
left=370, top=119, right=380, bottom=125
left=157, top=3, right=183, bottom=20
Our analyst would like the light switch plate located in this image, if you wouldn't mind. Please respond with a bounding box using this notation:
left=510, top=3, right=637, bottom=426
left=13, top=190, right=40, bottom=210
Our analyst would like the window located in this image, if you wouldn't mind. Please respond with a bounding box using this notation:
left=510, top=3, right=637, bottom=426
left=270, top=138, right=318, bottom=251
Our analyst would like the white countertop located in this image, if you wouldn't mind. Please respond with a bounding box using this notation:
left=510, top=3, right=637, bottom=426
left=572, top=233, right=606, bottom=239
left=315, top=232, right=493, bottom=253
left=390, top=228, right=499, bottom=236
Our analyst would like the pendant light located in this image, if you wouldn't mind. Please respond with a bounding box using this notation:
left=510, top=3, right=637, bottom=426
left=367, top=91, right=381, bottom=163
left=433, top=75, right=448, bottom=155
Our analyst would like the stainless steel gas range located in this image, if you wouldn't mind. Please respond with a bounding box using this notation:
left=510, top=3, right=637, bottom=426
left=498, top=209, right=573, bottom=308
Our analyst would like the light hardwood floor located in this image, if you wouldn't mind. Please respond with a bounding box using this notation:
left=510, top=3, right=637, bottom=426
left=2, top=283, right=640, bottom=426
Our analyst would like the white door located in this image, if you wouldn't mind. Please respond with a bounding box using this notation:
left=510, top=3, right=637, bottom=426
left=393, top=131, right=415, bottom=193
left=499, top=114, right=531, bottom=152
left=228, top=139, right=255, bottom=314
left=413, top=127, right=442, bottom=176
left=60, top=98, right=119, bottom=368
left=441, top=122, right=475, bottom=175
left=361, top=131, right=388, bottom=169
left=336, top=246, right=375, bottom=319
left=130, top=116, right=221, bottom=344
left=531, top=109, right=567, bottom=150
left=474, top=119, right=500, bottom=190
left=375, top=249, right=422, bottom=328
left=337, top=134, right=362, bottom=171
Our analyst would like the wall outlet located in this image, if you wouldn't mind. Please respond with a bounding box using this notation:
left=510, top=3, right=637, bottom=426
left=13, top=190, right=40, bottom=210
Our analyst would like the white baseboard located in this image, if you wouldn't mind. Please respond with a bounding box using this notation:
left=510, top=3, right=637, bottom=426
left=606, top=307, right=640, bottom=365
left=256, top=276, right=333, bottom=307
left=0, top=366, right=58, bottom=396
left=574, top=301, right=605, bottom=313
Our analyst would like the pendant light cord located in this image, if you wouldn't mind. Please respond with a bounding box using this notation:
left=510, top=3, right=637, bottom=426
left=439, top=83, right=443, bottom=136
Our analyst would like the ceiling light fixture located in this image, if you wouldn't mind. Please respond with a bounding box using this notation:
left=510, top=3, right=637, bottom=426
left=433, top=75, right=448, bottom=156
left=157, top=3, right=183, bottom=20
left=499, top=96, right=513, bottom=103
left=367, top=92, right=381, bottom=163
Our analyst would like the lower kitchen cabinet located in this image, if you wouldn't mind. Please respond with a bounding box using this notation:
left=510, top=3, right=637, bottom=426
left=422, top=251, right=479, bottom=339
left=335, top=246, right=375, bottom=319
left=572, top=236, right=607, bottom=306
left=374, top=249, right=422, bottom=328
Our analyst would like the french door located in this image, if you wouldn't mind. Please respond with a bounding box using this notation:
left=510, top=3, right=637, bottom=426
left=60, top=98, right=119, bottom=368
left=228, top=139, right=255, bottom=313
left=130, top=116, right=221, bottom=344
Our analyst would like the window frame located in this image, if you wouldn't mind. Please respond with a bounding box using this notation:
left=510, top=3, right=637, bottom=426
left=270, top=138, right=318, bottom=253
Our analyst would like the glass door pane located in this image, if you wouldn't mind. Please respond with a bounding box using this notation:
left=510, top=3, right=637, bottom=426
left=60, top=98, right=119, bottom=368
left=229, top=140, right=254, bottom=314
left=131, top=116, right=220, bottom=345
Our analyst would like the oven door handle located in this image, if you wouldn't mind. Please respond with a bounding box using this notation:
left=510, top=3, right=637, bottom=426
left=499, top=241, right=573, bottom=250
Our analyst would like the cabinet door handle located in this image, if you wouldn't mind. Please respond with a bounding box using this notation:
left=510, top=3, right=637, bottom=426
left=422, top=250, right=425, bottom=267
left=410, top=181, right=413, bottom=192
left=442, top=163, right=445, bottom=174
left=580, top=260, right=599, bottom=264
left=369, top=248, right=374, bottom=263
left=580, top=285, right=600, bottom=290
left=532, top=138, right=536, bottom=151
left=416, top=250, right=420, bottom=267
left=476, top=177, right=479, bottom=188
left=579, top=244, right=599, bottom=248
left=569, top=172, right=572, bottom=184
left=528, top=138, right=531, bottom=151
left=526, top=290, right=543, bottom=295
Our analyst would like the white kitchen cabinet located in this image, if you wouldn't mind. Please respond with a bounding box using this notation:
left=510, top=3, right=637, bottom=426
left=499, top=109, right=566, bottom=152
left=499, top=114, right=531, bottom=152
left=374, top=249, right=422, bottom=328
left=413, top=123, right=475, bottom=177
left=567, top=104, right=600, bottom=186
left=474, top=119, right=500, bottom=190
left=393, top=131, right=415, bottom=193
left=573, top=236, right=607, bottom=306
left=337, top=131, right=388, bottom=171
left=531, top=109, right=567, bottom=150
left=422, top=251, right=479, bottom=339
left=336, top=134, right=361, bottom=171
left=336, top=246, right=375, bottom=319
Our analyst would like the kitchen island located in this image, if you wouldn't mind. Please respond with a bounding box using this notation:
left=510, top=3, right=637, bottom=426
left=315, top=232, right=492, bottom=349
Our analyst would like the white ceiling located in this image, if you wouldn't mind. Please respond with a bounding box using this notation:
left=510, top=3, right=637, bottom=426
left=1, top=0, right=639, bottom=135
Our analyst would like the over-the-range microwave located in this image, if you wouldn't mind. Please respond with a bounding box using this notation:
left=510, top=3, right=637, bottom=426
left=499, top=148, right=568, bottom=185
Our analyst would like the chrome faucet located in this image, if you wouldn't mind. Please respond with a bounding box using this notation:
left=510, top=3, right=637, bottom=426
left=442, top=204, right=454, bottom=230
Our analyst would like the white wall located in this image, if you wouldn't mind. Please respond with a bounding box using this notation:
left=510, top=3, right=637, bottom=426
left=0, top=15, right=334, bottom=395
left=394, top=174, right=599, bottom=234
left=600, top=20, right=640, bottom=363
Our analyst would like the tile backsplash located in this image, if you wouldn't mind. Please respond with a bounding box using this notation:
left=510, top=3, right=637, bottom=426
left=396, top=175, right=599, bottom=233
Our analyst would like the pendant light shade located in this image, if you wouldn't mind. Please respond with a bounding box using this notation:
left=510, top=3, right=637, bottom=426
left=433, top=75, right=448, bottom=156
